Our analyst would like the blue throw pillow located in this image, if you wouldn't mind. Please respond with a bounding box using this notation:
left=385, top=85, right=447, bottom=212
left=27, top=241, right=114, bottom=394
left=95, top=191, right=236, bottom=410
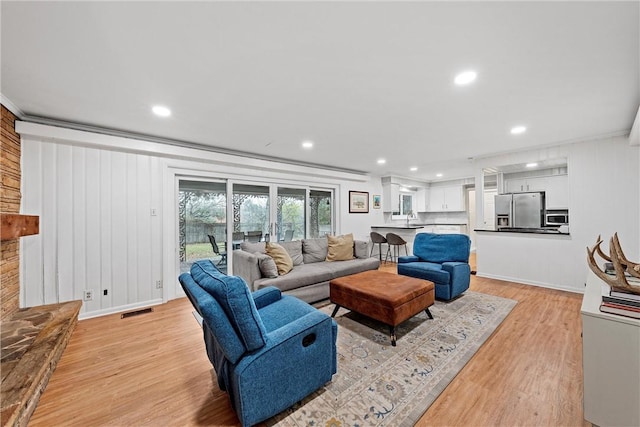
left=190, top=260, right=267, bottom=351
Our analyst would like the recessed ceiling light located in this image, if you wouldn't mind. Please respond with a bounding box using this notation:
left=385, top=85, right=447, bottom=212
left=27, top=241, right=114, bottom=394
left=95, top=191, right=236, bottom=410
left=510, top=126, right=527, bottom=135
left=377, top=158, right=386, bottom=165
left=436, top=173, right=443, bottom=178
left=454, top=70, right=477, bottom=86
left=526, top=162, right=538, bottom=168
left=410, top=167, right=418, bottom=172
left=152, top=105, right=171, bottom=117
left=301, top=140, right=313, bottom=149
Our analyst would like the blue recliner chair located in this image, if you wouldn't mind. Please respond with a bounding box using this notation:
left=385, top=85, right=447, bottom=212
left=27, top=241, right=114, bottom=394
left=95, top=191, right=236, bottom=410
left=397, top=233, right=471, bottom=301
left=179, top=260, right=337, bottom=426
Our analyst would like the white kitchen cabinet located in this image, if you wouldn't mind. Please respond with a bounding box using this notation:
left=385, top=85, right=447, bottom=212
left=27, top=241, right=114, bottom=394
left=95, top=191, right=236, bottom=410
left=505, top=174, right=568, bottom=208
left=545, top=174, right=568, bottom=209
left=382, top=183, right=400, bottom=212
left=415, top=188, right=429, bottom=212
left=417, top=225, right=435, bottom=233
left=506, top=177, right=547, bottom=193
left=434, top=225, right=464, bottom=234
left=427, top=185, right=464, bottom=212
left=582, top=270, right=640, bottom=427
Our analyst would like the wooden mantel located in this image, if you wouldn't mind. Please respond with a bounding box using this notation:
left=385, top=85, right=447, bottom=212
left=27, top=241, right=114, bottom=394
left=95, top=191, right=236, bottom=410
left=1, top=213, right=39, bottom=240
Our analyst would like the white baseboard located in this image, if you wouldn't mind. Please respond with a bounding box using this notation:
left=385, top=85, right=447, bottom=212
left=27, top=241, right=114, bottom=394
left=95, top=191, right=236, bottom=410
left=476, top=272, right=584, bottom=294
left=79, top=298, right=164, bottom=320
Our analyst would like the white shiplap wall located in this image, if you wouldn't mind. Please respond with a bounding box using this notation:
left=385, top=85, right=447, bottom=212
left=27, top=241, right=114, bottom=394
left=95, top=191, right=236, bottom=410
left=21, top=139, right=164, bottom=317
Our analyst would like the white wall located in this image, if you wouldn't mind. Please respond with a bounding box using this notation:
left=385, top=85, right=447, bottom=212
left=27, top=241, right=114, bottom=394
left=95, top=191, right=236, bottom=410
left=18, top=122, right=380, bottom=318
left=339, top=181, right=385, bottom=242
left=21, top=140, right=164, bottom=317
left=475, top=135, right=640, bottom=292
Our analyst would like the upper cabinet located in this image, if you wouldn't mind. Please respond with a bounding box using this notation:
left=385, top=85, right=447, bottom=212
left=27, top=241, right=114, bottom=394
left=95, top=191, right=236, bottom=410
left=427, top=185, right=464, bottom=212
left=504, top=174, right=568, bottom=209
left=545, top=174, right=569, bottom=209
left=506, top=177, right=547, bottom=193
left=382, top=183, right=400, bottom=212
left=415, top=188, right=429, bottom=212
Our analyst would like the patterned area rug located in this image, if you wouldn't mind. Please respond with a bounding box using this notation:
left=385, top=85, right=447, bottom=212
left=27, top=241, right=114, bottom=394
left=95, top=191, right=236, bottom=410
left=268, top=291, right=517, bottom=426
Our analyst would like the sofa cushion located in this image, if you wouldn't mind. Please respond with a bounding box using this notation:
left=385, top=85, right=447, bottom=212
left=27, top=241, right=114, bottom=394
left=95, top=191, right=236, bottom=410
left=397, top=261, right=451, bottom=285
left=302, top=238, right=328, bottom=263
left=326, top=233, right=355, bottom=262
left=240, top=241, right=266, bottom=254
left=266, top=242, right=293, bottom=275
left=255, top=253, right=278, bottom=278
left=323, top=257, right=381, bottom=278
left=279, top=240, right=304, bottom=266
left=413, top=233, right=470, bottom=263
left=254, top=263, right=335, bottom=292
left=189, top=260, right=267, bottom=351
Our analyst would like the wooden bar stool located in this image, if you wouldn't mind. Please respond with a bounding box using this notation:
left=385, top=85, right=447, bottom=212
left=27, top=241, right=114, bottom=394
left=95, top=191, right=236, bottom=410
left=385, top=232, right=408, bottom=263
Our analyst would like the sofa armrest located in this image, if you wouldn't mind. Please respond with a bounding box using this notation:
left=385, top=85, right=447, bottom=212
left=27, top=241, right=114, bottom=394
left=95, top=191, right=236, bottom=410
left=251, top=286, right=282, bottom=309
left=442, top=261, right=471, bottom=287
left=398, top=255, right=420, bottom=263
left=232, top=249, right=262, bottom=291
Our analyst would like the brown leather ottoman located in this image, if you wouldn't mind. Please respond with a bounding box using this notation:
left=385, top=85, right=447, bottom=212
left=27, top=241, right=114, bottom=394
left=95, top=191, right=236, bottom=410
left=330, top=270, right=434, bottom=346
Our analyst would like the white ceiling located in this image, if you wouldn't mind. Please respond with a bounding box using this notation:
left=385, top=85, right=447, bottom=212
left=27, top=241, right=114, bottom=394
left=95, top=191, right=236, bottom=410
left=1, top=1, right=638, bottom=181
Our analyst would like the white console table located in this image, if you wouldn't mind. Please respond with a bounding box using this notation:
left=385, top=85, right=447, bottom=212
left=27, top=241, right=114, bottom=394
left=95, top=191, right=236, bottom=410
left=581, top=270, right=640, bottom=427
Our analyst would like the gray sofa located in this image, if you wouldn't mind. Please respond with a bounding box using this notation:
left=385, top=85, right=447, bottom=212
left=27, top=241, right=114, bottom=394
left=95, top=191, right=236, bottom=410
left=232, top=237, right=380, bottom=303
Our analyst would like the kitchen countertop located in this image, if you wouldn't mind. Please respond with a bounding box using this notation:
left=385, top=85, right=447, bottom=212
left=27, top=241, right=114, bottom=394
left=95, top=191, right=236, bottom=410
left=371, top=225, right=425, bottom=229
left=475, top=228, right=570, bottom=235
left=372, top=223, right=467, bottom=229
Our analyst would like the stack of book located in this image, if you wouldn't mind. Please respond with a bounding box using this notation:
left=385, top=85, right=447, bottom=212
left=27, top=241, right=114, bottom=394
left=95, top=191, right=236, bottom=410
left=600, top=282, right=640, bottom=319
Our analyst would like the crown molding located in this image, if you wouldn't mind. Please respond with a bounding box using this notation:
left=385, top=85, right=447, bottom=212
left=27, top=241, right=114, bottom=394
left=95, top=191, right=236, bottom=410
left=0, top=94, right=24, bottom=118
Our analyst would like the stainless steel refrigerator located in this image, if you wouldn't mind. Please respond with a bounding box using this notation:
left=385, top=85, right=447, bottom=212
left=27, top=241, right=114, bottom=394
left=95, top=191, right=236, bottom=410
left=495, top=192, right=545, bottom=228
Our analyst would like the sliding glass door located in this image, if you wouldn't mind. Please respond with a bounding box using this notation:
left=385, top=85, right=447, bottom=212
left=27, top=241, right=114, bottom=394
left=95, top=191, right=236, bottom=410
left=178, top=180, right=227, bottom=273
left=177, top=178, right=335, bottom=281
left=309, top=189, right=334, bottom=237
left=232, top=183, right=271, bottom=241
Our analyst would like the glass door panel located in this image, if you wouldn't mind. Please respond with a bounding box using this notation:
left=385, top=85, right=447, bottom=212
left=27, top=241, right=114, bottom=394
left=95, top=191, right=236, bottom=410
left=232, top=183, right=270, bottom=243
left=178, top=180, right=227, bottom=273
left=276, top=187, right=306, bottom=241
left=309, top=189, right=333, bottom=238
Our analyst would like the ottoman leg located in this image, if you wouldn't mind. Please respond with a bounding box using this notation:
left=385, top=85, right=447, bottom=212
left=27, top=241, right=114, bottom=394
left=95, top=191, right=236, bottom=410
left=389, top=325, right=397, bottom=347
left=331, top=304, right=341, bottom=318
left=425, top=307, right=434, bottom=319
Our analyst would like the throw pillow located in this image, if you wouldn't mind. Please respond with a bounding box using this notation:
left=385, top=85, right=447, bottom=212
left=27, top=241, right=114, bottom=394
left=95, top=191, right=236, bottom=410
left=265, top=242, right=293, bottom=275
left=302, top=238, right=329, bottom=263
left=240, top=241, right=266, bottom=254
left=354, top=240, right=368, bottom=259
left=255, top=252, right=278, bottom=278
left=326, top=233, right=355, bottom=262
left=279, top=240, right=304, bottom=266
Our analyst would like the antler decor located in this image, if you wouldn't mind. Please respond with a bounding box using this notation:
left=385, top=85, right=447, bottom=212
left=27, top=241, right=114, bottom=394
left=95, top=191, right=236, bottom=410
left=587, top=233, right=640, bottom=295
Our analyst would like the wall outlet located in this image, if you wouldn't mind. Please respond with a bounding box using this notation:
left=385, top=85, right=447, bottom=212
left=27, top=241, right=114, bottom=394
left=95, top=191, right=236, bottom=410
left=83, top=290, right=93, bottom=301
left=155, top=280, right=163, bottom=289
left=150, top=208, right=157, bottom=216
left=103, top=289, right=108, bottom=296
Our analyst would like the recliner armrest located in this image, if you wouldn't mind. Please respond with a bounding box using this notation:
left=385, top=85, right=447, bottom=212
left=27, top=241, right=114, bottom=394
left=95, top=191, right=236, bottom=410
left=252, top=286, right=282, bottom=309
left=231, top=311, right=337, bottom=425
left=398, top=255, right=420, bottom=263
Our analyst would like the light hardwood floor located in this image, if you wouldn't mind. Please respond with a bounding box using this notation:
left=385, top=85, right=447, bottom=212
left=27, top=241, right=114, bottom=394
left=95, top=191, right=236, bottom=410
left=30, top=262, right=589, bottom=426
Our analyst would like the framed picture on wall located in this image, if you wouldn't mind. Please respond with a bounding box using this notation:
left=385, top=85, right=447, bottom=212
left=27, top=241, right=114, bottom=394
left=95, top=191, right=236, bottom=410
left=372, top=194, right=381, bottom=209
left=349, top=191, right=369, bottom=213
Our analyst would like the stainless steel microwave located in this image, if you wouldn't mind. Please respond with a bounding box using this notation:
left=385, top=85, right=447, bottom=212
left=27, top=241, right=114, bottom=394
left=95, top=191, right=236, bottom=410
left=545, top=211, right=569, bottom=226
